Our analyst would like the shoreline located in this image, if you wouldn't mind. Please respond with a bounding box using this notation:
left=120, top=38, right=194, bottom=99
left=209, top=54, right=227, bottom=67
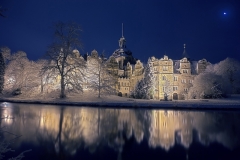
left=1, top=95, right=240, bottom=110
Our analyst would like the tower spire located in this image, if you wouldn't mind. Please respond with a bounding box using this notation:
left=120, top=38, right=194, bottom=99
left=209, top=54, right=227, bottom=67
left=122, top=23, right=124, bottom=37
left=182, top=43, right=188, bottom=58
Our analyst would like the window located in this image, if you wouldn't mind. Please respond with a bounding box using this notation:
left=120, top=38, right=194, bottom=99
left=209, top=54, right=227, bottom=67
left=174, top=76, right=178, bottom=81
left=163, top=66, right=168, bottom=71
left=184, top=88, right=188, bottom=92
left=181, top=79, right=186, bottom=83
left=189, top=80, right=193, bottom=83
left=163, top=86, right=166, bottom=92
left=183, top=69, right=188, bottom=73
left=173, top=86, right=178, bottom=91
left=163, top=76, right=166, bottom=80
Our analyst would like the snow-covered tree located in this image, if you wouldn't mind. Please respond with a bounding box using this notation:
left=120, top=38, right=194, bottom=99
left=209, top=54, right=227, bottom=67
left=46, top=22, right=85, bottom=98
left=37, top=59, right=52, bottom=94
left=188, top=57, right=240, bottom=99
left=132, top=59, right=155, bottom=99
left=163, top=80, right=172, bottom=100
left=4, top=51, right=30, bottom=94
left=143, top=59, right=155, bottom=99
left=0, top=48, right=5, bottom=94
left=210, top=58, right=240, bottom=94
left=87, top=54, right=116, bottom=98
left=132, top=79, right=145, bottom=99
left=188, top=72, right=231, bottom=99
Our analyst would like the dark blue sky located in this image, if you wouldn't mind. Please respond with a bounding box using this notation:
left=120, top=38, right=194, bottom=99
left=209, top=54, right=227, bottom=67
left=1, top=0, right=240, bottom=63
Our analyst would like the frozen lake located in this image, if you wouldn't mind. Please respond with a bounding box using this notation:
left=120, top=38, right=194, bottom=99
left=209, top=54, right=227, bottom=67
left=1, top=103, right=240, bottom=160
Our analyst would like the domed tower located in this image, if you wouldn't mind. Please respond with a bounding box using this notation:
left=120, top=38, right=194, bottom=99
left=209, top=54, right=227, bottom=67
left=112, top=23, right=136, bottom=70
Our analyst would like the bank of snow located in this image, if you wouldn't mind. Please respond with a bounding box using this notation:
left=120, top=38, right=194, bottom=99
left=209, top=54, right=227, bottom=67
left=0, top=93, right=240, bottom=109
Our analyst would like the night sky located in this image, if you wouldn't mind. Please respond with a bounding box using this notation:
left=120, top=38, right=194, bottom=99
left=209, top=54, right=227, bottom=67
left=0, top=0, right=240, bottom=64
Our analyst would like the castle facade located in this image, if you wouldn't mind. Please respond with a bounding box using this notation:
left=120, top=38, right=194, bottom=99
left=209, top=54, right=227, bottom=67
left=104, top=27, right=210, bottom=100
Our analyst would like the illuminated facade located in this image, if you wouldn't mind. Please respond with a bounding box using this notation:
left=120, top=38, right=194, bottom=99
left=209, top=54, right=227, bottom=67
left=106, top=27, right=210, bottom=100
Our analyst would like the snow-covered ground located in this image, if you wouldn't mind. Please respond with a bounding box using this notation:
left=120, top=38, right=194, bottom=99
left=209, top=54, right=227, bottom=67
left=0, top=92, right=240, bottom=109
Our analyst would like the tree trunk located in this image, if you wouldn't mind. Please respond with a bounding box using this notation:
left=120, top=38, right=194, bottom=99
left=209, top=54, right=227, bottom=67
left=41, top=77, right=43, bottom=93
left=60, top=74, right=65, bottom=98
left=98, top=72, right=100, bottom=98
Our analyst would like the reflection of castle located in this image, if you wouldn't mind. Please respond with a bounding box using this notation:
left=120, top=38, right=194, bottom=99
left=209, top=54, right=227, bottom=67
left=1, top=104, right=240, bottom=156
left=149, top=110, right=194, bottom=150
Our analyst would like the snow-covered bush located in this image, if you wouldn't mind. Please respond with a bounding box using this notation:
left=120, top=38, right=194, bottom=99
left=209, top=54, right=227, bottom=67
left=211, top=58, right=240, bottom=94
left=188, top=72, right=231, bottom=99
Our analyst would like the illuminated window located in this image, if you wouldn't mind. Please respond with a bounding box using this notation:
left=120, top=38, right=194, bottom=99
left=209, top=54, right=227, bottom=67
left=163, top=86, right=166, bottom=92
left=173, top=86, right=178, bottom=91
left=181, top=79, right=186, bottom=83
left=174, top=76, right=178, bottom=81
left=163, top=76, right=166, bottom=80
left=163, top=66, right=168, bottom=71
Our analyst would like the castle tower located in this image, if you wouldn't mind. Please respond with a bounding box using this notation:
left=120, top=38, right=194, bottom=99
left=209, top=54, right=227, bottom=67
left=111, top=23, right=136, bottom=70
left=119, top=23, right=126, bottom=49
left=182, top=44, right=189, bottom=59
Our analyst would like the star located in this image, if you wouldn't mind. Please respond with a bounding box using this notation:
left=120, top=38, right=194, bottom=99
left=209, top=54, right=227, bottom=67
left=223, top=12, right=227, bottom=15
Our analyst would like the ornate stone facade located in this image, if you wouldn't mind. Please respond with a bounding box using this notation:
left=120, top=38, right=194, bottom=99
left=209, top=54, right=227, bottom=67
left=106, top=28, right=210, bottom=100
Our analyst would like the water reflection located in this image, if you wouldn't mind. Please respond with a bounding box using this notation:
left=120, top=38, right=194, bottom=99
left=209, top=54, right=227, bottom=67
left=1, top=103, right=240, bottom=159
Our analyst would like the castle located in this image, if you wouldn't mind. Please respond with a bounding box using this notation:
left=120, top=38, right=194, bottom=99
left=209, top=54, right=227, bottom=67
left=82, top=25, right=210, bottom=100
left=102, top=25, right=210, bottom=100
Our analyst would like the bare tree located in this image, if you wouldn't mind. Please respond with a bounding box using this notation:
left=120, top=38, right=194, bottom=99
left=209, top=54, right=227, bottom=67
left=46, top=22, right=85, bottom=98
